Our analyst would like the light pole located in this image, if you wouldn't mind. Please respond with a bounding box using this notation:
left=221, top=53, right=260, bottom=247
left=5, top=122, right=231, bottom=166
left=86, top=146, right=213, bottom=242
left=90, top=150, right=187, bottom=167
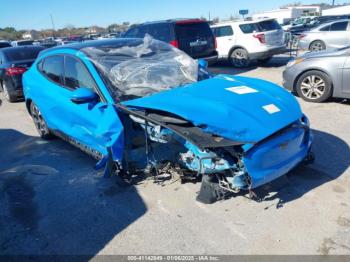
left=332, top=0, right=335, bottom=6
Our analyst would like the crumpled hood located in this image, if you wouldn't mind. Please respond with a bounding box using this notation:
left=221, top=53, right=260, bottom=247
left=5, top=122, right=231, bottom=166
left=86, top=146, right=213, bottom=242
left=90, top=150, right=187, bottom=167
left=121, top=75, right=302, bottom=143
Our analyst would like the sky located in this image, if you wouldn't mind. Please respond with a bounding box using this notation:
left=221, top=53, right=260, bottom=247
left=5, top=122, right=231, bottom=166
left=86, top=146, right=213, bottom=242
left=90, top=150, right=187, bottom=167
left=0, top=0, right=345, bottom=30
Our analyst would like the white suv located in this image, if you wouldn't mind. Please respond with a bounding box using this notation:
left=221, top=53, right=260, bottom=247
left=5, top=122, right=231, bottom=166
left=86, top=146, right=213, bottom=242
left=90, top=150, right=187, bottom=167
left=211, top=19, right=286, bottom=67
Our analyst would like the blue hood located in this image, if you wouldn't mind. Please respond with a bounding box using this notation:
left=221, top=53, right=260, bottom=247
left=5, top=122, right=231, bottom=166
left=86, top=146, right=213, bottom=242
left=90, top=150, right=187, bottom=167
left=121, top=75, right=302, bottom=143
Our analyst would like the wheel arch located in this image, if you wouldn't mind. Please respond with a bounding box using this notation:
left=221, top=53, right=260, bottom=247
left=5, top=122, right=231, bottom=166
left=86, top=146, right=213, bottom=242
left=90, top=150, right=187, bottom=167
left=228, top=45, right=249, bottom=58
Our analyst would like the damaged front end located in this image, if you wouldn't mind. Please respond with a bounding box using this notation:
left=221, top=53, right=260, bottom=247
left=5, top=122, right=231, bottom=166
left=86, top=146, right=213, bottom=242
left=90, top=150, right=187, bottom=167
left=116, top=105, right=313, bottom=204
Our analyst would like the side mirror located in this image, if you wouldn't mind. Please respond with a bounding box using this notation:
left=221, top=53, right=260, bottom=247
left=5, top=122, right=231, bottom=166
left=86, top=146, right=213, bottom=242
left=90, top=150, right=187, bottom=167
left=71, top=87, right=99, bottom=104
left=198, top=59, right=208, bottom=70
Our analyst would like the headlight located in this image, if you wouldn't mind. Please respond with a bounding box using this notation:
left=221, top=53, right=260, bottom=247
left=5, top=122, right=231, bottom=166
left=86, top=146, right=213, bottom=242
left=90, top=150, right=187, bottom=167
left=286, top=57, right=305, bottom=67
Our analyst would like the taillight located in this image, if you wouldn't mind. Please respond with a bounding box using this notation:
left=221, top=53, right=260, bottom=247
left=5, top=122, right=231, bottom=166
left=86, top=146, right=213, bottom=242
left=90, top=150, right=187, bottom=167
left=214, top=37, right=217, bottom=49
left=5, top=67, right=27, bottom=76
left=169, top=40, right=179, bottom=48
left=298, top=34, right=306, bottom=39
left=253, top=33, right=266, bottom=44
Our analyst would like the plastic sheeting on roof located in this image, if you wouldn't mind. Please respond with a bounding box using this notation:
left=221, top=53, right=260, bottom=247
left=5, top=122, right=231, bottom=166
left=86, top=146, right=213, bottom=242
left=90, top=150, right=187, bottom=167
left=83, top=35, right=198, bottom=99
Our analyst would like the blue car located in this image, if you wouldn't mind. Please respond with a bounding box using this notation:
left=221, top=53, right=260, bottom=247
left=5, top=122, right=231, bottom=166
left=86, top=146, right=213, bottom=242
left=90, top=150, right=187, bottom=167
left=23, top=36, right=313, bottom=203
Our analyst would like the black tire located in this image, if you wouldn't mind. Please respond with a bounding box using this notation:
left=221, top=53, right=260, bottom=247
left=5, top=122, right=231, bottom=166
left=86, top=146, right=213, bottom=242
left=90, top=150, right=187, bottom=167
left=296, top=70, right=332, bottom=103
left=258, top=56, right=272, bottom=64
left=309, top=40, right=326, bottom=52
left=30, top=102, right=53, bottom=139
left=2, top=80, right=17, bottom=102
left=230, top=48, right=250, bottom=68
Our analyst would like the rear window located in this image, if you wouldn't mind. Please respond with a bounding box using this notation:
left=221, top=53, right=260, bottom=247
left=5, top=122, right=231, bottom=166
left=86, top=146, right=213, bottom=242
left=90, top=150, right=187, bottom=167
left=175, top=22, right=213, bottom=39
left=3, top=47, right=43, bottom=61
left=240, top=20, right=281, bottom=34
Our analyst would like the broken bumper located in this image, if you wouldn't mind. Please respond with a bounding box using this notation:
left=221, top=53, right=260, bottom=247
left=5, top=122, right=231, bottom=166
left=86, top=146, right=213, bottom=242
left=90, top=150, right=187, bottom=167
left=242, top=119, right=312, bottom=189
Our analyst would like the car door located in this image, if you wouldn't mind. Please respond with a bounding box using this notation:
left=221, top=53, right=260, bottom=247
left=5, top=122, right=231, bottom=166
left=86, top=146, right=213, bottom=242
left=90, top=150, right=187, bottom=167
left=61, top=55, right=124, bottom=158
left=38, top=54, right=123, bottom=158
left=212, top=25, right=234, bottom=58
left=325, top=21, right=349, bottom=49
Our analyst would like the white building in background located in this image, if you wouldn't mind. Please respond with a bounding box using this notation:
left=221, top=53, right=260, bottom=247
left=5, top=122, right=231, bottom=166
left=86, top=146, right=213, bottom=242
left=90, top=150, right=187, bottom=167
left=252, top=6, right=321, bottom=24
left=322, top=5, right=350, bottom=16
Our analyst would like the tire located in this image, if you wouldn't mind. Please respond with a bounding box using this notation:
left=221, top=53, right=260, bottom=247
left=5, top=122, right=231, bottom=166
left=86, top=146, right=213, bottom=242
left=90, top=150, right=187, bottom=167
left=2, top=80, right=17, bottom=102
left=30, top=102, right=53, bottom=139
left=296, top=70, right=332, bottom=103
left=230, top=48, right=250, bottom=68
left=309, top=40, right=326, bottom=52
left=258, top=56, right=272, bottom=64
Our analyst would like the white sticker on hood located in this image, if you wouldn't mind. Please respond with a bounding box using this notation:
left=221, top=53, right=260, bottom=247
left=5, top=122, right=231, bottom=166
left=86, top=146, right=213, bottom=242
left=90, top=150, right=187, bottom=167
left=223, top=76, right=236, bottom=82
left=226, top=86, right=258, bottom=95
left=263, top=104, right=281, bottom=114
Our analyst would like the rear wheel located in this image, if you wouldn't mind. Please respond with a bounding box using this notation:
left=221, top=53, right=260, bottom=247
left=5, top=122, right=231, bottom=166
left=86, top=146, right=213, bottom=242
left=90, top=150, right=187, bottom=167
left=2, top=81, right=17, bottom=102
left=30, top=102, right=53, bottom=139
left=296, top=70, right=332, bottom=103
left=230, top=48, right=250, bottom=68
left=309, top=40, right=326, bottom=52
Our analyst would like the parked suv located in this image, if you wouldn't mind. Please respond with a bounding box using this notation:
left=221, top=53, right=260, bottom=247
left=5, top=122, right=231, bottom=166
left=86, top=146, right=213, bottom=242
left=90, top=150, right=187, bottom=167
left=211, top=19, right=286, bottom=67
left=123, top=19, right=218, bottom=64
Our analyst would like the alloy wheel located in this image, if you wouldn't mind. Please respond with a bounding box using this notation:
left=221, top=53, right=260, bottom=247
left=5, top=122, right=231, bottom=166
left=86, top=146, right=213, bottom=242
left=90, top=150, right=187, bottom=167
left=310, top=41, right=325, bottom=52
left=231, top=50, right=248, bottom=67
left=31, top=103, right=49, bottom=136
left=300, top=75, right=325, bottom=100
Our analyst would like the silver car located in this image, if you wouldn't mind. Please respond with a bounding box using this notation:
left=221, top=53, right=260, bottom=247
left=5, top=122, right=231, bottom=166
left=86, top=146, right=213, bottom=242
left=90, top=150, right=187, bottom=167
left=283, top=46, right=350, bottom=102
left=298, top=19, right=350, bottom=51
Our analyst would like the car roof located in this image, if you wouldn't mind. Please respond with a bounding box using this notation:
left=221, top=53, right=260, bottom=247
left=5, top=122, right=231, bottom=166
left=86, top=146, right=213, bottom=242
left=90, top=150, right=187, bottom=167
left=0, top=45, right=44, bottom=53
left=314, top=19, right=350, bottom=29
left=40, top=38, right=143, bottom=54
left=137, top=18, right=206, bottom=26
left=211, top=18, right=275, bottom=27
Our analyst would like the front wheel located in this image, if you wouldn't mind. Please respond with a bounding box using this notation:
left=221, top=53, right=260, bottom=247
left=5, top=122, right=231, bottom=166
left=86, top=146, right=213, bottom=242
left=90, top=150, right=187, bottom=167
left=296, top=70, right=332, bottom=103
left=230, top=48, right=250, bottom=68
left=30, top=102, right=53, bottom=139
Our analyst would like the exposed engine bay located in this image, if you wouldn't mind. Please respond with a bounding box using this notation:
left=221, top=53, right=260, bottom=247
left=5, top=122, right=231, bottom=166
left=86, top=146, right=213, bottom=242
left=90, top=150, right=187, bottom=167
left=117, top=104, right=257, bottom=204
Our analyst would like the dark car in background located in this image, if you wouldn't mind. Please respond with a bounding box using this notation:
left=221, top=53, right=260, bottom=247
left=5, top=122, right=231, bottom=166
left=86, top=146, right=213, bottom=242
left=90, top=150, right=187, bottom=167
left=0, top=45, right=44, bottom=102
left=0, top=41, right=11, bottom=49
left=123, top=19, right=218, bottom=63
left=11, top=40, right=35, bottom=47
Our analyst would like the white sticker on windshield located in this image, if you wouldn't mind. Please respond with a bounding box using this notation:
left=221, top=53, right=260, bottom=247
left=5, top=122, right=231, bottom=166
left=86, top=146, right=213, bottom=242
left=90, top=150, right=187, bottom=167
left=263, top=104, right=281, bottom=114
left=226, top=86, right=258, bottom=95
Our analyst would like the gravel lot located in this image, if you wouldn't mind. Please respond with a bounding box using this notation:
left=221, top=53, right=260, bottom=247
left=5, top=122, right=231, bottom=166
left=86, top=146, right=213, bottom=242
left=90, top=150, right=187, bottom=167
left=0, top=55, right=349, bottom=256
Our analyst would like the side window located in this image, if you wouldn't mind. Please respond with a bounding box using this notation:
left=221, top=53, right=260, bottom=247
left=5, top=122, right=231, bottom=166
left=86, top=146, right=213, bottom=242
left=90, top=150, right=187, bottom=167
left=124, top=28, right=139, bottom=38
left=319, top=25, right=330, bottom=31
left=64, top=56, right=95, bottom=90
left=42, top=55, right=64, bottom=85
left=239, top=23, right=258, bottom=34
left=214, top=26, right=233, bottom=37
left=124, top=26, right=147, bottom=38
left=330, top=21, right=348, bottom=31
